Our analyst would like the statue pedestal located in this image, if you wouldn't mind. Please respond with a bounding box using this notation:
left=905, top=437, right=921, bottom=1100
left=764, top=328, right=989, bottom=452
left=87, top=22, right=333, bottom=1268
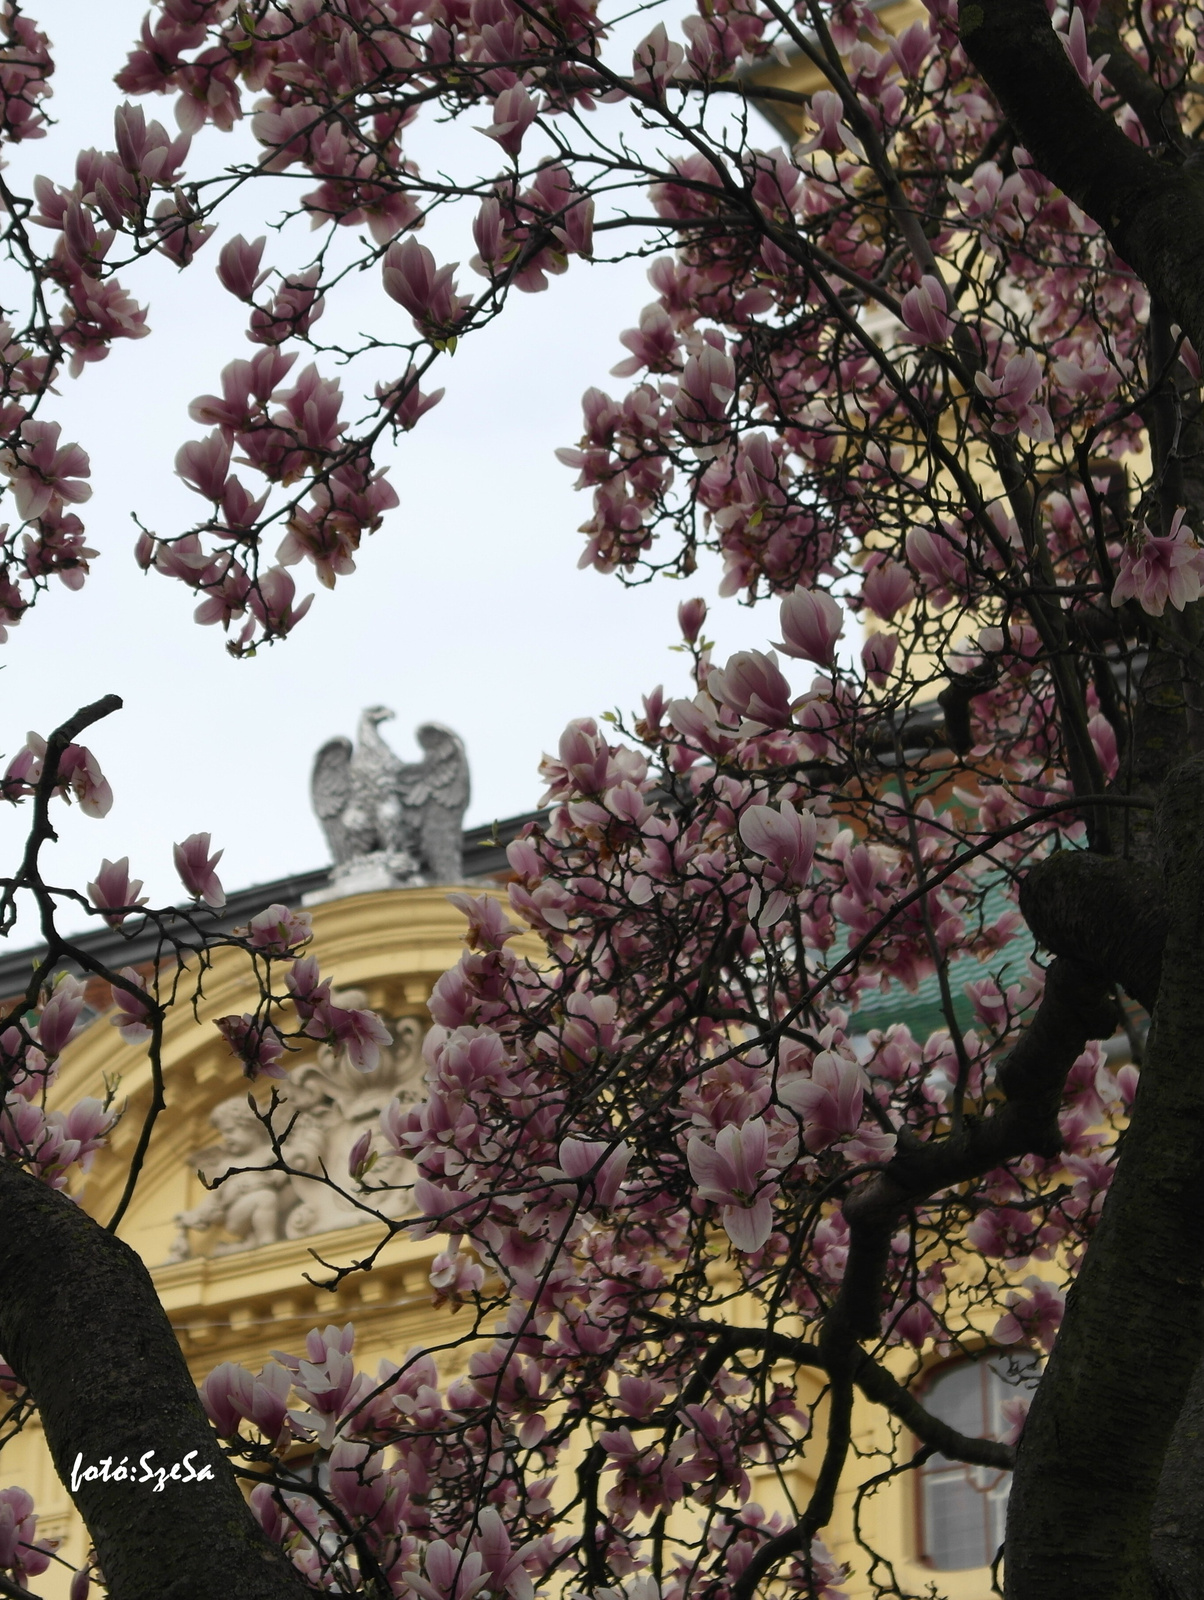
left=302, top=850, right=425, bottom=905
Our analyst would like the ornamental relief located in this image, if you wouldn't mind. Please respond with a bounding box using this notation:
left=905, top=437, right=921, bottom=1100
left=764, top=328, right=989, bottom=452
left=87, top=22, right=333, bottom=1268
left=166, top=995, right=426, bottom=1261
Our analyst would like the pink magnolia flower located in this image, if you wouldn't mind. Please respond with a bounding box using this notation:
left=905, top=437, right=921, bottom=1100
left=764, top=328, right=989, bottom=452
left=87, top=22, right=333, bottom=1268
left=430, top=1248, right=486, bottom=1300
left=305, top=1000, right=392, bottom=1072
left=87, top=857, right=147, bottom=925
left=632, top=22, right=686, bottom=91
left=484, top=85, right=539, bottom=157
left=347, top=1129, right=376, bottom=1181
left=554, top=1137, right=631, bottom=1207
left=242, top=903, right=312, bottom=954
left=201, top=1360, right=293, bottom=1445
left=109, top=968, right=153, bottom=1045
left=1001, top=1396, right=1031, bottom=1446
left=974, top=348, right=1053, bottom=441
left=382, top=237, right=467, bottom=340
left=174, top=832, right=225, bottom=907
left=965, top=1206, right=1035, bottom=1259
left=678, top=596, right=707, bottom=643
left=35, top=976, right=86, bottom=1057
left=216, top=234, right=269, bottom=300
left=861, top=630, right=898, bottom=688
left=1088, top=711, right=1119, bottom=780
left=408, top=1540, right=489, bottom=1600
left=0, top=1486, right=53, bottom=1581
left=1111, top=509, right=1204, bottom=616
left=900, top=274, right=955, bottom=345
left=808, top=89, right=860, bottom=154
left=905, top=524, right=967, bottom=602
left=672, top=345, right=735, bottom=454
left=215, top=1013, right=287, bottom=1080
left=739, top=799, right=817, bottom=924
left=1059, top=6, right=1109, bottom=97
left=248, top=566, right=313, bottom=635
left=862, top=558, right=915, bottom=621
left=993, top=1275, right=1065, bottom=1351
left=775, top=588, right=843, bottom=665
left=175, top=432, right=231, bottom=501
left=0, top=420, right=92, bottom=522
left=59, top=743, right=112, bottom=817
left=707, top=649, right=793, bottom=730
left=686, top=1116, right=777, bottom=1252
left=60, top=1097, right=115, bottom=1168
left=779, top=1051, right=867, bottom=1152
left=1, top=737, right=42, bottom=800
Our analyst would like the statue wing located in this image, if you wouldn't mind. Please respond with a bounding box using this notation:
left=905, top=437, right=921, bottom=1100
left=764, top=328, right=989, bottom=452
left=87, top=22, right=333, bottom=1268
left=412, top=723, right=471, bottom=883
left=311, top=736, right=354, bottom=863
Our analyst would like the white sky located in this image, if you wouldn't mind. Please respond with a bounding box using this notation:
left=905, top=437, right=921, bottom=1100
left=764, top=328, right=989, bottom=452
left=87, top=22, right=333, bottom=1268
left=0, top=0, right=803, bottom=936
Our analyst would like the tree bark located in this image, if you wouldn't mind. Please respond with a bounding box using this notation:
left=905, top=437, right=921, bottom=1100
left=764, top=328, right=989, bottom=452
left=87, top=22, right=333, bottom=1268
left=1150, top=1349, right=1204, bottom=1599
left=0, top=1161, right=314, bottom=1600
left=1005, top=756, right=1204, bottom=1599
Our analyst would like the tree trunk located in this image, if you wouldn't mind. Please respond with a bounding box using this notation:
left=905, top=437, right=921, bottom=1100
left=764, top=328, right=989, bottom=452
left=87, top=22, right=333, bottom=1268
left=0, top=1161, right=313, bottom=1600
left=1005, top=756, right=1204, bottom=1598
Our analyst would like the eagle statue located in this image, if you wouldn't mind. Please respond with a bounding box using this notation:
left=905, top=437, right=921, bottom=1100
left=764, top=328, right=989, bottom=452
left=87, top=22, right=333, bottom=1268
left=311, top=707, right=470, bottom=886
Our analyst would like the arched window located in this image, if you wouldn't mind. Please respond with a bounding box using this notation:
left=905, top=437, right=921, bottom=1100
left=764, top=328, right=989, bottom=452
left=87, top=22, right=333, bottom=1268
left=917, top=1354, right=1040, bottom=1571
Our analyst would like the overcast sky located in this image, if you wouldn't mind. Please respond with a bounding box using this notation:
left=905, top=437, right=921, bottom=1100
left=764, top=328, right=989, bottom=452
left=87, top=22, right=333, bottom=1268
left=0, top=1, right=802, bottom=938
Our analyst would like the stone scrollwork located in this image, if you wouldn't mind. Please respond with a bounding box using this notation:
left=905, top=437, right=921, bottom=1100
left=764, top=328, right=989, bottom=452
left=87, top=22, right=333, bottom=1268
left=167, top=999, right=425, bottom=1262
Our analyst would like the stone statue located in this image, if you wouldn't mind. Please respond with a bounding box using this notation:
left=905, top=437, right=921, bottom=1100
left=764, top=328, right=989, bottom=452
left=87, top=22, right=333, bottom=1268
left=308, top=706, right=470, bottom=900
left=166, top=1005, right=427, bottom=1261
left=166, top=1097, right=291, bottom=1261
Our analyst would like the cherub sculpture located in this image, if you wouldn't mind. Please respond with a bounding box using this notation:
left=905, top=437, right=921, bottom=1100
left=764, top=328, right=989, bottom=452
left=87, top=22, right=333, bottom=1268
left=166, top=1096, right=290, bottom=1260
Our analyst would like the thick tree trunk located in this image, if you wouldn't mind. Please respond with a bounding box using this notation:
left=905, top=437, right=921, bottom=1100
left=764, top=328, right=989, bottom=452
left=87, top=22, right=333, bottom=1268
left=0, top=1161, right=313, bottom=1600
left=1005, top=757, right=1204, bottom=1598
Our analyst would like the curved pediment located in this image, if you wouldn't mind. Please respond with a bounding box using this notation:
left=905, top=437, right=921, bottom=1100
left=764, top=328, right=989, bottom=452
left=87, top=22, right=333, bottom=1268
left=49, top=884, right=529, bottom=1280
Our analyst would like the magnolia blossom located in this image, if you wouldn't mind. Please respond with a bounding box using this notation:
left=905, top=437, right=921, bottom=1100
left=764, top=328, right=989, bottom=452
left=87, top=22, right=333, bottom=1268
left=484, top=85, right=539, bottom=157
left=173, top=832, right=225, bottom=907
left=347, top=1130, right=376, bottom=1181
left=861, top=630, right=898, bottom=688
left=1111, top=510, right=1204, bottom=616
left=201, top=1360, right=293, bottom=1445
left=0, top=1487, right=53, bottom=1583
left=677, top=596, right=707, bottom=643
left=974, top=348, right=1054, bottom=441
left=993, top=1275, right=1066, bottom=1351
left=242, top=903, right=312, bottom=954
left=1088, top=712, right=1119, bottom=780
left=303, top=998, right=392, bottom=1072
left=35, top=976, right=86, bottom=1057
left=861, top=559, right=915, bottom=621
left=706, top=649, right=793, bottom=730
left=899, top=274, right=955, bottom=345
left=686, top=1117, right=777, bottom=1252
left=779, top=1052, right=867, bottom=1152
left=87, top=856, right=146, bottom=925
left=0, top=420, right=92, bottom=522
left=215, top=1013, right=287, bottom=1080
left=552, top=1137, right=631, bottom=1208
left=775, top=588, right=843, bottom=665
left=55, top=742, right=112, bottom=817
left=109, top=968, right=153, bottom=1045
left=738, top=800, right=817, bottom=924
